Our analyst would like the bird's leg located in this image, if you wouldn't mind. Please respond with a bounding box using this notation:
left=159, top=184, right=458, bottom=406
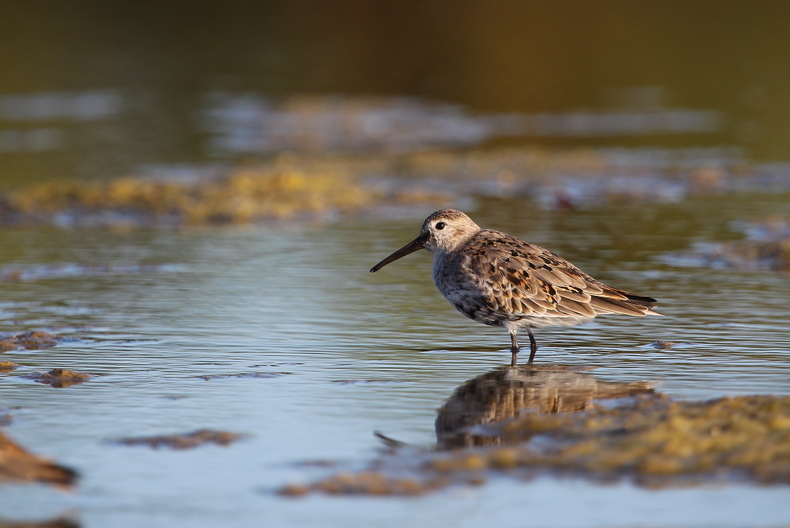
left=526, top=329, right=538, bottom=364
left=509, top=332, right=519, bottom=367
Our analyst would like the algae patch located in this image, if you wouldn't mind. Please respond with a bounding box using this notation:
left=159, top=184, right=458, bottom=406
left=0, top=163, right=380, bottom=227
left=476, top=394, right=790, bottom=485
left=3, top=147, right=790, bottom=228
left=282, top=367, right=790, bottom=496
left=115, top=429, right=245, bottom=450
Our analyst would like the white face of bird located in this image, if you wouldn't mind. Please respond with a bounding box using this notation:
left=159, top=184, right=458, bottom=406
left=370, top=209, right=481, bottom=272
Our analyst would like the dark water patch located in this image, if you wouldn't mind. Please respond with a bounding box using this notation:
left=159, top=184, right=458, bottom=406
left=291, top=460, right=340, bottom=468
left=664, top=216, right=790, bottom=271
left=197, top=372, right=291, bottom=381
left=114, top=429, right=245, bottom=450
left=249, top=363, right=303, bottom=368
left=668, top=240, right=790, bottom=271
left=332, top=380, right=413, bottom=385
left=0, top=430, right=77, bottom=488
left=0, top=262, right=183, bottom=282
left=81, top=337, right=162, bottom=348
left=25, top=369, right=91, bottom=388
left=649, top=341, right=695, bottom=350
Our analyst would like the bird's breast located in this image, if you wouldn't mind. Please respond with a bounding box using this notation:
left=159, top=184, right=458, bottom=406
left=433, top=253, right=485, bottom=306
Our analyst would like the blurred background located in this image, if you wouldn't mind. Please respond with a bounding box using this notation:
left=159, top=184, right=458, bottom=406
left=1, top=0, right=789, bottom=186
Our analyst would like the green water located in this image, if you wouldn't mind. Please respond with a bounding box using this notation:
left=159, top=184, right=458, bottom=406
left=3, top=2, right=790, bottom=186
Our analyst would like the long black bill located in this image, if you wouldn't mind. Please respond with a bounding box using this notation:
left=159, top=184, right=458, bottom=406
left=370, top=236, right=425, bottom=272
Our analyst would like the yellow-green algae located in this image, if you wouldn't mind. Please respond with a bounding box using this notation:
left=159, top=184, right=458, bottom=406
left=472, top=394, right=790, bottom=484
left=283, top=393, right=790, bottom=496
left=1, top=146, right=781, bottom=227
left=0, top=162, right=379, bottom=225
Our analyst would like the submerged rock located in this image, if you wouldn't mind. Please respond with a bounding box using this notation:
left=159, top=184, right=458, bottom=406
left=26, top=369, right=91, bottom=388
left=0, top=331, right=58, bottom=352
left=116, top=429, right=245, bottom=450
left=0, top=430, right=77, bottom=488
left=0, top=362, right=19, bottom=372
left=282, top=367, right=790, bottom=496
left=666, top=217, right=790, bottom=271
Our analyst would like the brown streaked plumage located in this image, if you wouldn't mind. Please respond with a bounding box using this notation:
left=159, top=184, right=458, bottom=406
left=370, top=209, right=659, bottom=366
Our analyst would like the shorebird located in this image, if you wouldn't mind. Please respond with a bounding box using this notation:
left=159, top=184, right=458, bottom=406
left=370, top=209, right=659, bottom=366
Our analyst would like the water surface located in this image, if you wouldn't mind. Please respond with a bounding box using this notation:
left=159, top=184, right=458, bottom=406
left=0, top=192, right=789, bottom=527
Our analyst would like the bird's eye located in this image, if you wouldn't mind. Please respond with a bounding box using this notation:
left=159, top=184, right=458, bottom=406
left=435, top=222, right=446, bottom=230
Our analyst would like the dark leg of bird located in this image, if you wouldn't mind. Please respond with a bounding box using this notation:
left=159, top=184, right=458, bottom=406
left=526, top=329, right=538, bottom=364
left=510, top=332, right=519, bottom=367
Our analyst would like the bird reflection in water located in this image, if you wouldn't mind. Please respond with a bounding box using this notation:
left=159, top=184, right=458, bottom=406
left=436, top=366, right=654, bottom=449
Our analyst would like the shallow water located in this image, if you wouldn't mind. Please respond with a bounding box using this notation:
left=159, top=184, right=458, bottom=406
left=1, top=192, right=789, bottom=527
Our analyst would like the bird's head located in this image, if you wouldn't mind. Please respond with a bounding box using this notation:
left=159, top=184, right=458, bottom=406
left=370, top=209, right=481, bottom=272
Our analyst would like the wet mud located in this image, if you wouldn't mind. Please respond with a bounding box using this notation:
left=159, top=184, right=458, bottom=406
left=282, top=366, right=790, bottom=496
left=115, top=429, right=245, bottom=450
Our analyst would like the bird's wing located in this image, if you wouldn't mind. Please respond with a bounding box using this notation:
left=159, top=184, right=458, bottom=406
left=460, top=231, right=657, bottom=320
